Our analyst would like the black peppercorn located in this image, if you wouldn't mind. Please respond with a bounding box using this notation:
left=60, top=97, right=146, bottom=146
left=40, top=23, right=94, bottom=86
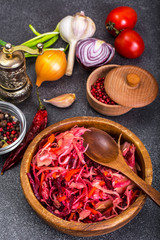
left=0, top=110, right=20, bottom=148
left=0, top=113, right=4, bottom=120
left=1, top=120, right=7, bottom=127
left=10, top=134, right=14, bottom=139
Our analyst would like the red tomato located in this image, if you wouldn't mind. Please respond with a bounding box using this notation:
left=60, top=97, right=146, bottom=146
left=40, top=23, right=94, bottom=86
left=114, top=29, right=144, bottom=58
left=105, top=6, right=137, bottom=36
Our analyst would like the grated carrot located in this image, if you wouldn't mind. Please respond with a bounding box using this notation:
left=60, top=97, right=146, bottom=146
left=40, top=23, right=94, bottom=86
left=58, top=195, right=67, bottom=202
left=43, top=134, right=55, bottom=148
left=52, top=172, right=57, bottom=179
left=88, top=187, right=97, bottom=198
left=86, top=206, right=99, bottom=215
left=65, top=169, right=80, bottom=182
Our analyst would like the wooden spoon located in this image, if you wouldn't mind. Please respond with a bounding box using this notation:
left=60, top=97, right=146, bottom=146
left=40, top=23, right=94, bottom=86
left=83, top=127, right=160, bottom=206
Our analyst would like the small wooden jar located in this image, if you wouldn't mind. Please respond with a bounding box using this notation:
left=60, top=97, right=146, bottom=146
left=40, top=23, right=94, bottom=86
left=86, top=65, right=158, bottom=116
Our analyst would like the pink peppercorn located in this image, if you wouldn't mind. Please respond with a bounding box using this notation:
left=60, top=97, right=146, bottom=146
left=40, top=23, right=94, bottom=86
left=91, top=77, right=116, bottom=105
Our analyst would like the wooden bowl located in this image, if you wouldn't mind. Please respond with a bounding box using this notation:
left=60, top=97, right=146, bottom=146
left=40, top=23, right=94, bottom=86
left=20, top=116, right=152, bottom=237
left=86, top=65, right=132, bottom=116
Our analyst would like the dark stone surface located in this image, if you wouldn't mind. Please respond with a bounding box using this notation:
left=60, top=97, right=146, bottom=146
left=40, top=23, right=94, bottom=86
left=0, top=0, right=160, bottom=239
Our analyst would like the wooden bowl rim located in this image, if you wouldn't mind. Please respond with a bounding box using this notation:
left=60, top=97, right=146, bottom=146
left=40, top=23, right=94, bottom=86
left=20, top=116, right=152, bottom=235
left=86, top=64, right=129, bottom=109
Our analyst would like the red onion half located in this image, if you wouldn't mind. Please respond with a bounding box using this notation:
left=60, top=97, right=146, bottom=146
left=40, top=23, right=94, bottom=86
left=76, top=38, right=115, bottom=70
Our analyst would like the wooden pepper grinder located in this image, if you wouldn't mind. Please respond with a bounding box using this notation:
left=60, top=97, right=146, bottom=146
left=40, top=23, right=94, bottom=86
left=0, top=43, right=43, bottom=103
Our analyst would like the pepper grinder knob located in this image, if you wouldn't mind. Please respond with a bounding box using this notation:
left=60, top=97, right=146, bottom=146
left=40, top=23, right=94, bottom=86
left=37, top=43, right=43, bottom=54
left=5, top=43, right=12, bottom=51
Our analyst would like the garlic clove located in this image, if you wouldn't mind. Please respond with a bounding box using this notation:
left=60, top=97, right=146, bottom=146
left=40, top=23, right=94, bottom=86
left=43, top=93, right=76, bottom=108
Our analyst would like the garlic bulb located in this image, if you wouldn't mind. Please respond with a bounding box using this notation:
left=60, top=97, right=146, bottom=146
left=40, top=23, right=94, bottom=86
left=59, top=11, right=96, bottom=76
left=43, top=93, right=76, bottom=108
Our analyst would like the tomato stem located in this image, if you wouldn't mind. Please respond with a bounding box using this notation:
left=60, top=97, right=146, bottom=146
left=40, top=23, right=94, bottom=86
left=106, top=21, right=122, bottom=36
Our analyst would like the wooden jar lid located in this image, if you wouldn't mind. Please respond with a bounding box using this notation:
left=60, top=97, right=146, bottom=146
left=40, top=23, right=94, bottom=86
left=104, top=65, right=159, bottom=108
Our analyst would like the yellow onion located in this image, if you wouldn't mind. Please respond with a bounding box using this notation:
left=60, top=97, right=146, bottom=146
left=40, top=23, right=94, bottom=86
left=35, top=50, right=67, bottom=87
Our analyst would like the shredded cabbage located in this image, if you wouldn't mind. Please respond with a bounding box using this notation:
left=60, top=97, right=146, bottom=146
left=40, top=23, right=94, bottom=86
left=28, top=126, right=140, bottom=223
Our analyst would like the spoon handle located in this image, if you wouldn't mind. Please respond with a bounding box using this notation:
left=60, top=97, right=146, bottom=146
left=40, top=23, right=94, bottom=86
left=113, top=154, right=160, bottom=207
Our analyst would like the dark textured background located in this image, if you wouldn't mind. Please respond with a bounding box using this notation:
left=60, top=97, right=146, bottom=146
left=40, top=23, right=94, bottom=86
left=0, top=0, right=160, bottom=239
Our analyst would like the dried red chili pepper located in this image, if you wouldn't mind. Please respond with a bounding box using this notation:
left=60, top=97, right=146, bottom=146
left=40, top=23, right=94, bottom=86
left=1, top=88, right=48, bottom=175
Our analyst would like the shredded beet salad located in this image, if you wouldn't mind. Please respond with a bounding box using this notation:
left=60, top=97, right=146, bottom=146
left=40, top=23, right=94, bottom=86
left=28, top=126, right=140, bottom=223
